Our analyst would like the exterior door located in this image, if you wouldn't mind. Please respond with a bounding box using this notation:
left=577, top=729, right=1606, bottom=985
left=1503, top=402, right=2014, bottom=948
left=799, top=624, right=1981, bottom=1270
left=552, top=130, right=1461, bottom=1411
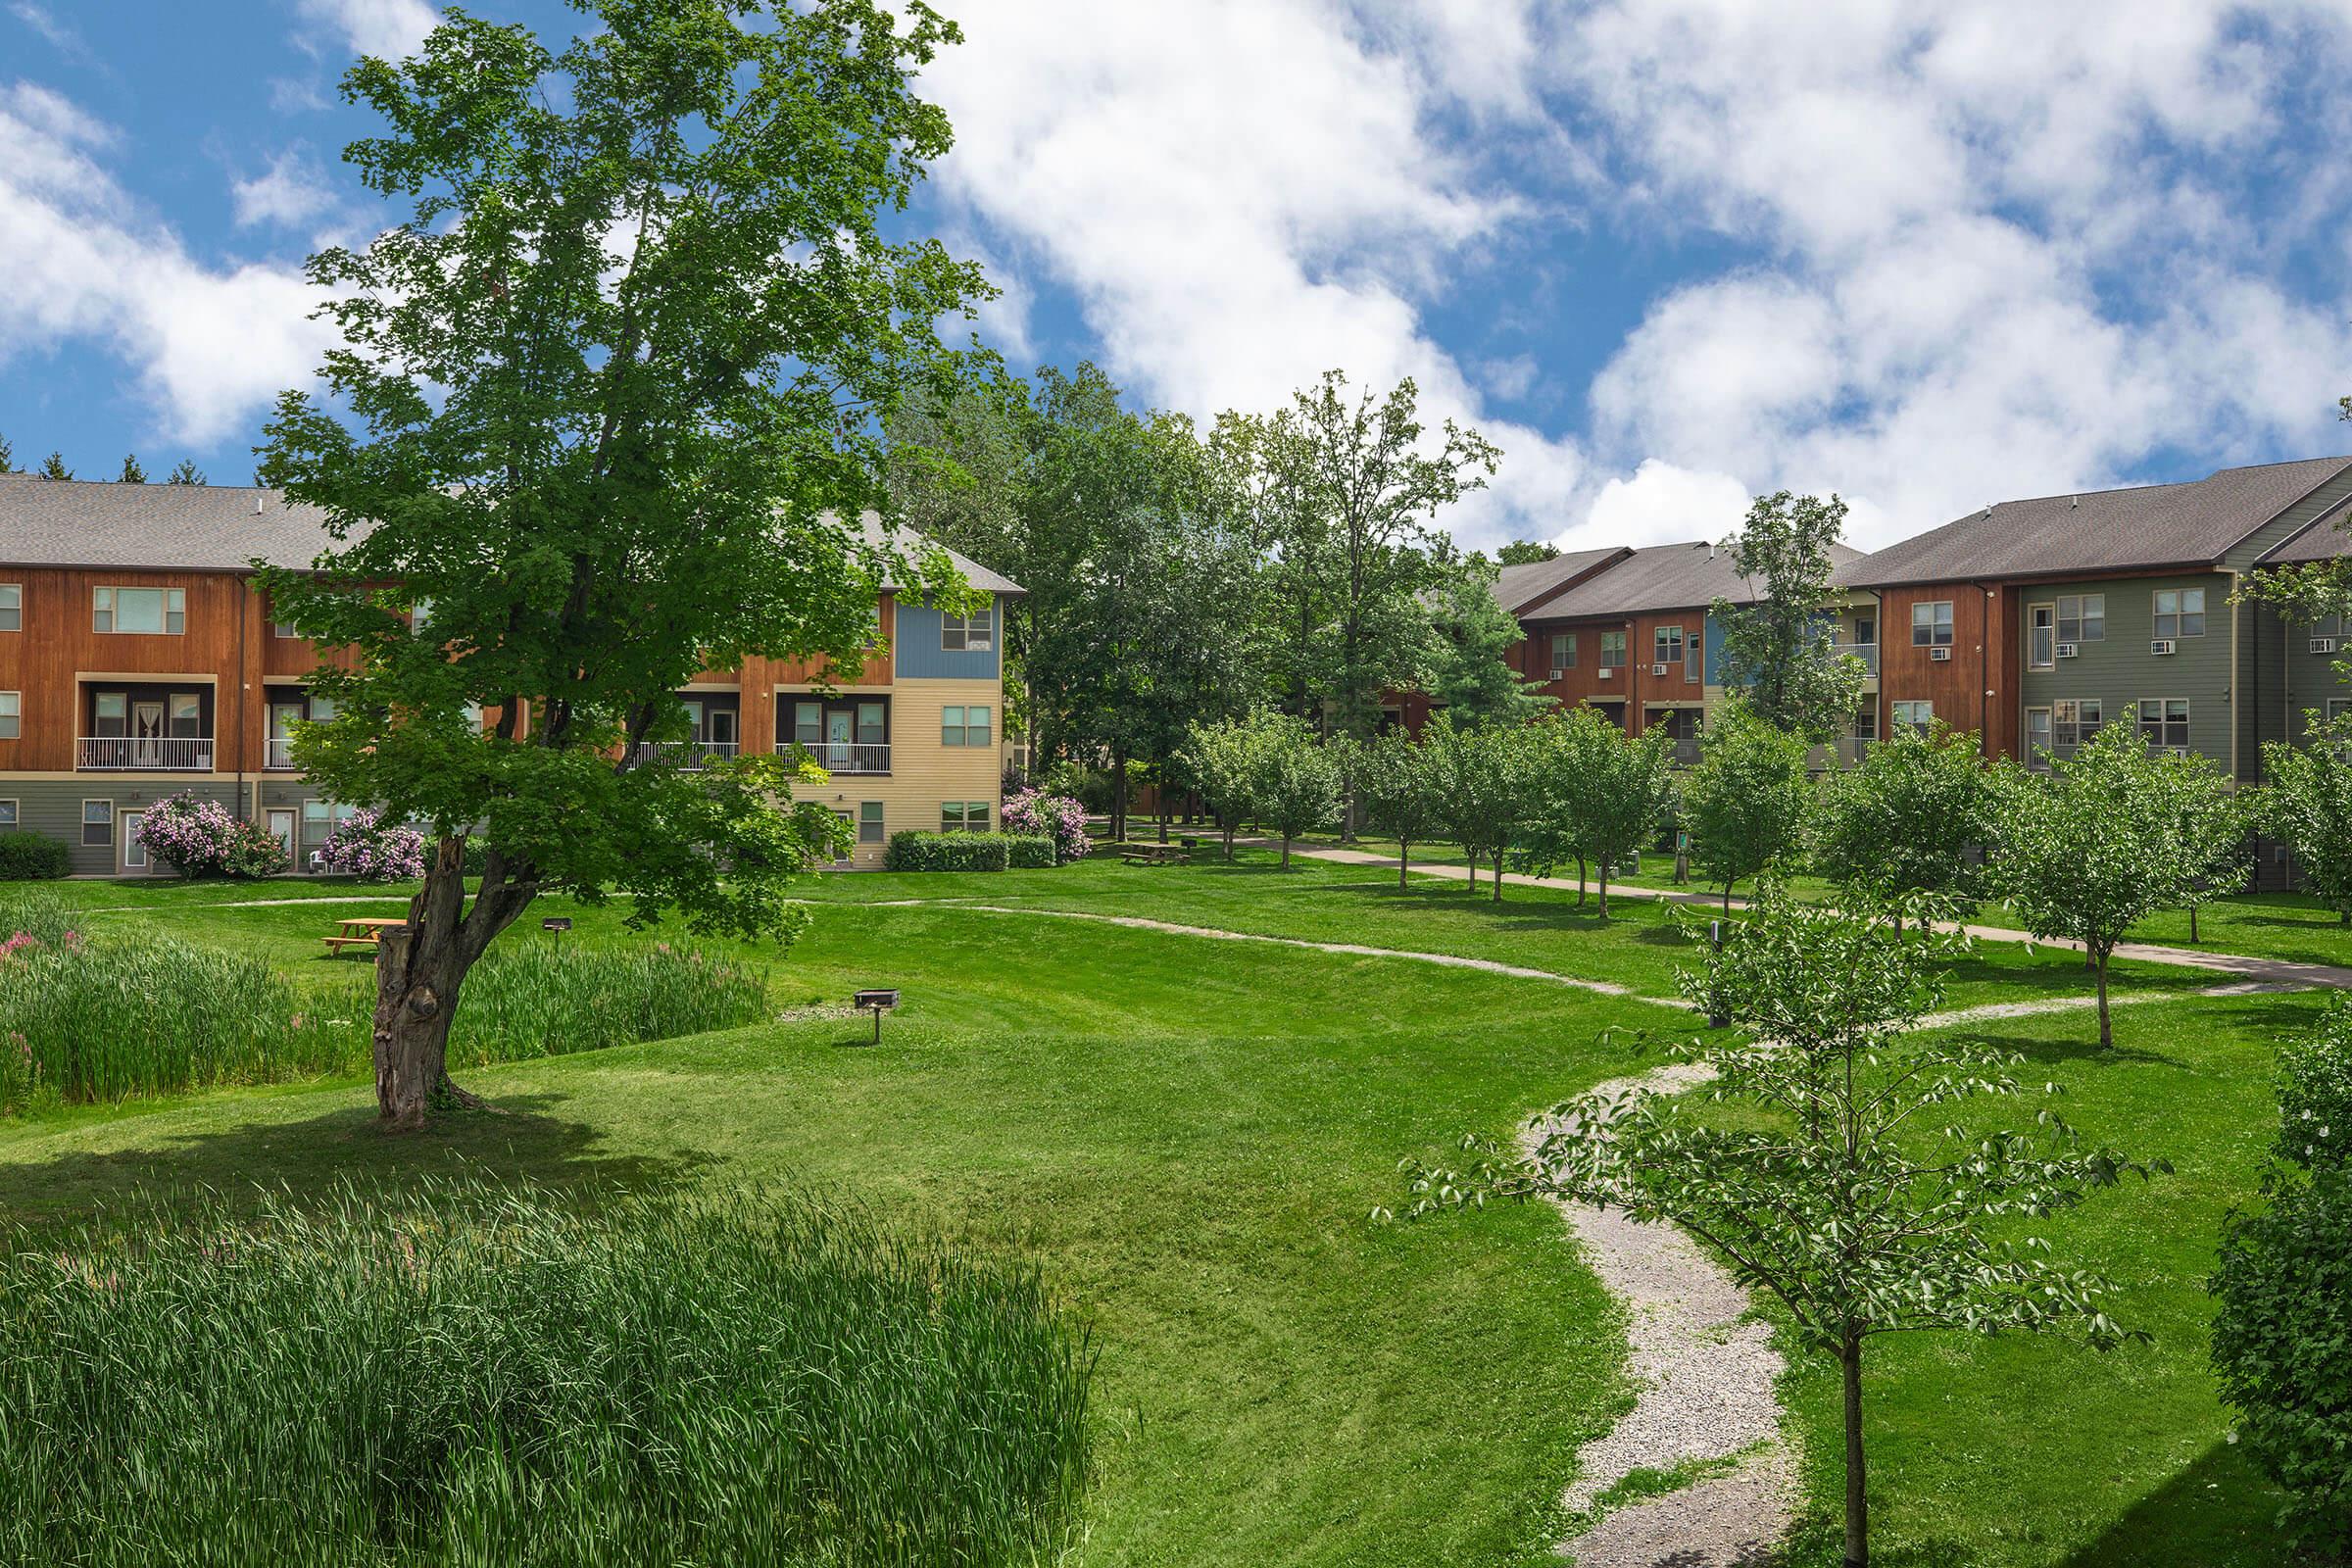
left=267, top=808, right=297, bottom=864
left=132, top=701, right=164, bottom=767
left=269, top=704, right=303, bottom=768
left=120, top=809, right=147, bottom=874
left=825, top=708, right=854, bottom=769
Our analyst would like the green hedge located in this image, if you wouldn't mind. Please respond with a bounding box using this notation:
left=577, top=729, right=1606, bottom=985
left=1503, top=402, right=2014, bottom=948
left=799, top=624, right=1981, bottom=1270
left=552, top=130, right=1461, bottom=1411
left=883, top=831, right=1056, bottom=872
left=0, top=834, right=70, bottom=882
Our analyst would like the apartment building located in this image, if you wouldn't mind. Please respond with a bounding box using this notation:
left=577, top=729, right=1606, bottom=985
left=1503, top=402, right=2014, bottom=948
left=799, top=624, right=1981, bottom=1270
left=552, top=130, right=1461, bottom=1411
left=0, top=475, right=1018, bottom=875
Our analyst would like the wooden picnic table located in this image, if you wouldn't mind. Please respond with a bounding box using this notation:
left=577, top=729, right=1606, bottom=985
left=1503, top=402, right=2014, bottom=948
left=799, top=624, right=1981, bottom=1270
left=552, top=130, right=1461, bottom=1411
left=1117, top=842, right=1192, bottom=866
left=323, top=916, right=407, bottom=956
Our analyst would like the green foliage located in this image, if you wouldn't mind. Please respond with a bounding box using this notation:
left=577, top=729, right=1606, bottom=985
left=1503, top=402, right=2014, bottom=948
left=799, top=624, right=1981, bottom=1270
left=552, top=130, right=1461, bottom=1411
left=1711, top=491, right=1865, bottom=740
left=115, top=454, right=145, bottom=483
left=1005, top=834, right=1058, bottom=869
left=2277, top=996, right=2352, bottom=1170
left=1175, top=713, right=1259, bottom=857
left=1682, top=702, right=1814, bottom=906
left=1515, top=707, right=1677, bottom=916
left=884, top=830, right=1016, bottom=872
left=37, top=451, right=70, bottom=480
left=0, top=1182, right=1093, bottom=1567
left=0, top=430, right=13, bottom=470
left=1354, top=728, right=1452, bottom=882
left=1417, top=564, right=1555, bottom=727
left=2263, top=710, right=2352, bottom=924
left=1422, top=714, right=1538, bottom=900
left=1494, top=539, right=1558, bottom=565
left=0, top=833, right=69, bottom=881
left=1246, top=711, right=1344, bottom=865
left=165, top=458, right=205, bottom=484
left=2163, top=749, right=2253, bottom=937
left=1814, top=721, right=1996, bottom=914
left=438, top=939, right=766, bottom=1067
left=2211, top=1164, right=2352, bottom=1552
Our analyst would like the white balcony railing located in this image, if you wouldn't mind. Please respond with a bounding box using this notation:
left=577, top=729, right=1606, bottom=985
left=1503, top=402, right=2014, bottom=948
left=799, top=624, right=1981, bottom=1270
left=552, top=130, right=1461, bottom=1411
left=627, top=740, right=741, bottom=769
left=1836, top=641, right=1880, bottom=676
left=782, top=741, right=890, bottom=775
left=79, top=736, right=215, bottom=771
left=266, top=737, right=296, bottom=769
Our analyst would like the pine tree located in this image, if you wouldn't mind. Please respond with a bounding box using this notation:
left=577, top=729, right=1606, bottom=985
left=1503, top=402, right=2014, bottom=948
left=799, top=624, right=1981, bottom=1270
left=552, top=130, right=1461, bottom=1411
left=165, top=460, right=207, bottom=485
left=38, top=452, right=72, bottom=480
left=117, top=454, right=147, bottom=483
left=0, top=431, right=15, bottom=471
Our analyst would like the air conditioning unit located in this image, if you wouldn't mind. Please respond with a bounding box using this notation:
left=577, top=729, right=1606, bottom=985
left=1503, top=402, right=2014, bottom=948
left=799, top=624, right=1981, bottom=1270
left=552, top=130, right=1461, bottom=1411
left=1598, top=666, right=1615, bottom=679
left=1928, top=646, right=1952, bottom=662
left=2314, top=638, right=2338, bottom=655
left=2170, top=746, right=2192, bottom=760
left=2055, top=642, right=2079, bottom=659
left=1548, top=667, right=1566, bottom=682
left=1650, top=662, right=1671, bottom=677
left=2151, top=639, right=2177, bottom=656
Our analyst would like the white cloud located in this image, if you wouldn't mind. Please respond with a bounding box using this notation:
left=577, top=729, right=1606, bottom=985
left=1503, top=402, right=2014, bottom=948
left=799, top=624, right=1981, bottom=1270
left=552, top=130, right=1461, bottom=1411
left=231, top=146, right=336, bottom=229
left=295, top=0, right=434, bottom=61
left=0, top=82, right=333, bottom=445
left=1572, top=460, right=1754, bottom=553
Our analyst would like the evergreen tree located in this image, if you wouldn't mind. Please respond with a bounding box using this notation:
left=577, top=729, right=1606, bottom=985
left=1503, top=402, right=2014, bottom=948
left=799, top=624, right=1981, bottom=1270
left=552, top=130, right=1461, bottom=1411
left=117, top=455, right=147, bottom=483
left=1418, top=564, right=1554, bottom=727
left=0, top=431, right=15, bottom=471
left=1495, top=539, right=1558, bottom=565
left=165, top=459, right=207, bottom=485
left=38, top=452, right=72, bottom=480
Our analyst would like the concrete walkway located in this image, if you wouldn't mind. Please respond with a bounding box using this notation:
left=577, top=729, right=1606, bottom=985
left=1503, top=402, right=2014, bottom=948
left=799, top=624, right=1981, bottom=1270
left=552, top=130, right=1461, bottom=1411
left=1271, top=843, right=2352, bottom=992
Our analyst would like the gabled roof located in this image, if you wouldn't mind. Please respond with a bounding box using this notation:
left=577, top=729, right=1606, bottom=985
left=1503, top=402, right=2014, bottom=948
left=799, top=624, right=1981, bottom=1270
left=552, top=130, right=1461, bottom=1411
left=0, top=473, right=1022, bottom=593
left=2257, top=495, right=2352, bottom=566
left=1528, top=537, right=1865, bottom=619
left=1836, top=457, right=2352, bottom=588
left=1492, top=545, right=1628, bottom=614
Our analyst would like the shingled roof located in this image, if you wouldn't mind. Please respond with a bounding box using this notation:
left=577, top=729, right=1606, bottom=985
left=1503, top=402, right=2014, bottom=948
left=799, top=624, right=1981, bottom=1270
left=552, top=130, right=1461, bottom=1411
left=1492, top=545, right=1629, bottom=614
left=1527, top=537, right=1865, bottom=619
left=1836, top=457, right=2352, bottom=588
left=2258, top=494, right=2352, bottom=566
left=0, top=474, right=1022, bottom=593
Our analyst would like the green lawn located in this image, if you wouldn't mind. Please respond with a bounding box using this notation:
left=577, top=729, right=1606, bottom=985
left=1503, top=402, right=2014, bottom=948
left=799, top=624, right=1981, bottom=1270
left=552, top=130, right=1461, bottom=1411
left=0, top=855, right=2317, bottom=1565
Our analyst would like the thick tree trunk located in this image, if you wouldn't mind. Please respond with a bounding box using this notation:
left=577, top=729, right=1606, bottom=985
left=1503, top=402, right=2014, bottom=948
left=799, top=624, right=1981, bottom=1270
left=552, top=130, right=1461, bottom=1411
left=1723, top=883, right=1734, bottom=913
left=1157, top=799, right=1169, bottom=844
left=371, top=837, right=534, bottom=1132
left=2095, top=949, right=2113, bottom=1051
left=1222, top=821, right=1236, bottom=860
left=1841, top=1335, right=1868, bottom=1568
left=1598, top=868, right=1610, bottom=920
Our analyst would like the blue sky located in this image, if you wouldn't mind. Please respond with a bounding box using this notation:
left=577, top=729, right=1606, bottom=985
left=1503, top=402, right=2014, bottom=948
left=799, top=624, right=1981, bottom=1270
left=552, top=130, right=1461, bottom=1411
left=7, top=1, right=2352, bottom=553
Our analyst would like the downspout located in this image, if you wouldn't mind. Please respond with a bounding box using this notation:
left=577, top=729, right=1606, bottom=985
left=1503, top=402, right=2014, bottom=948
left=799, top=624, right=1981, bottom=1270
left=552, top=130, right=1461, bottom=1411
left=1978, top=583, right=1994, bottom=760
left=237, top=573, right=250, bottom=823
left=2228, top=578, right=2241, bottom=783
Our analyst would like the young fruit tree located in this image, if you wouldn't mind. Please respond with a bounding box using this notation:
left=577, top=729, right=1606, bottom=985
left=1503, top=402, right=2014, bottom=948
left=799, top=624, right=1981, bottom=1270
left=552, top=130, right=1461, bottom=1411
left=1427, top=715, right=1535, bottom=902
left=1395, top=892, right=2161, bottom=1568
left=1989, top=724, right=2198, bottom=1050
left=1814, top=721, right=1997, bottom=927
left=1682, top=702, right=1814, bottom=910
left=1245, top=712, right=1342, bottom=869
left=1177, top=714, right=1258, bottom=859
left=2261, top=709, right=2352, bottom=926
left=1515, top=707, right=1676, bottom=918
left=1355, top=727, right=1451, bottom=891
left=257, top=1, right=983, bottom=1129
left=2160, top=749, right=2250, bottom=944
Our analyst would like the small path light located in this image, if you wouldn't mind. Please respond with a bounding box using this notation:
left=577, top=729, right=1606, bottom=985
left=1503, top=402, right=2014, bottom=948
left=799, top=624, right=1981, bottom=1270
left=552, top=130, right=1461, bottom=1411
left=854, top=988, right=900, bottom=1046
left=542, top=915, right=572, bottom=954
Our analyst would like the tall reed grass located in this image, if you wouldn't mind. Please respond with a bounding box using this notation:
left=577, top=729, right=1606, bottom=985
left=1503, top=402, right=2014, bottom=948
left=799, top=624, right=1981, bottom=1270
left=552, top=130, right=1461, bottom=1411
left=0, top=1183, right=1094, bottom=1566
left=445, top=940, right=768, bottom=1067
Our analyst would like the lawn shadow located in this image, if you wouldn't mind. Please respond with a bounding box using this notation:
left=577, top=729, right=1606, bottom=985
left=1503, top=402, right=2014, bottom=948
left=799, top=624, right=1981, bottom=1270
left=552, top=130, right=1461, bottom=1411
left=2059, top=1441, right=2286, bottom=1567
left=1962, top=1030, right=2180, bottom=1068
left=0, top=1093, right=711, bottom=1231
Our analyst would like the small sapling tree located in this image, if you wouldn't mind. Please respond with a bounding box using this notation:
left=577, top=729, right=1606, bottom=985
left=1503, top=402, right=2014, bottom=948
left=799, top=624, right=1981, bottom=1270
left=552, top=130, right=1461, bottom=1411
left=2163, top=750, right=2250, bottom=944
left=1355, top=727, right=1451, bottom=891
left=1814, top=720, right=1996, bottom=928
left=2262, top=709, right=2352, bottom=926
left=1246, top=712, right=1342, bottom=869
left=1396, top=891, right=2162, bottom=1568
left=1430, top=717, right=1535, bottom=902
left=1177, top=713, right=1259, bottom=859
left=1517, top=707, right=1675, bottom=917
left=1683, top=701, right=1814, bottom=910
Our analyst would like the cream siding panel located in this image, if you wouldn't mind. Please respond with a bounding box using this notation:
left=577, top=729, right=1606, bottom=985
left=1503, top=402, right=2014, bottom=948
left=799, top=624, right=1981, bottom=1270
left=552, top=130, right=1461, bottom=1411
left=785, top=675, right=1004, bottom=866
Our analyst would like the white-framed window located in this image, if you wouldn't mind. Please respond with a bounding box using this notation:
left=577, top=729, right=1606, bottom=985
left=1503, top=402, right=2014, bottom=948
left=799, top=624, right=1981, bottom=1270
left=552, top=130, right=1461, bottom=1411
left=92, top=586, right=184, bottom=635
left=2138, top=698, right=2189, bottom=749
left=2328, top=699, right=2352, bottom=724
left=169, top=692, right=202, bottom=738
left=273, top=620, right=299, bottom=638
left=941, top=705, right=992, bottom=747
left=0, top=583, right=19, bottom=632
left=2028, top=604, right=2055, bottom=670
left=1910, top=601, right=1954, bottom=647
left=1684, top=626, right=1702, bottom=682
left=793, top=702, right=822, bottom=746
left=1653, top=625, right=1685, bottom=667
left=2057, top=594, right=2104, bottom=643
left=0, top=692, right=17, bottom=740
left=302, top=799, right=360, bottom=844
left=1599, top=629, right=1627, bottom=668
left=91, top=691, right=127, bottom=736
left=2027, top=707, right=2051, bottom=762
left=858, top=801, right=885, bottom=845
left=2052, top=699, right=2102, bottom=748
left=1891, top=699, right=1934, bottom=732
left=942, top=605, right=994, bottom=652
left=1548, top=632, right=1576, bottom=671
left=1852, top=705, right=1878, bottom=742
left=942, top=801, right=990, bottom=832
left=81, top=799, right=113, bottom=848
left=2313, top=613, right=2347, bottom=640
left=2152, top=588, right=2205, bottom=640
left=0, top=800, right=15, bottom=828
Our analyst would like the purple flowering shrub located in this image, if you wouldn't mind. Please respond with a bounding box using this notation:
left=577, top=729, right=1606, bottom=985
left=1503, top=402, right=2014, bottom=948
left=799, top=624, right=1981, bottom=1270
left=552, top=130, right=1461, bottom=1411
left=135, top=791, right=287, bottom=879
left=318, top=808, right=427, bottom=882
left=1002, top=789, right=1087, bottom=863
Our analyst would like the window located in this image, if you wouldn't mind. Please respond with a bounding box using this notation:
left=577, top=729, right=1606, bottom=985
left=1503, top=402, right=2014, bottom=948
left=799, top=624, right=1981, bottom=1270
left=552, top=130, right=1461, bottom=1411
left=857, top=701, right=886, bottom=745
left=1850, top=612, right=1877, bottom=647
left=0, top=801, right=15, bottom=828
left=942, top=705, right=992, bottom=748
left=942, top=802, right=990, bottom=832
left=2314, top=613, right=2347, bottom=640
left=942, top=605, right=994, bottom=652
left=92, top=586, right=184, bottom=635
left=1599, top=629, right=1627, bottom=668
left=1910, top=601, right=1954, bottom=647
left=1851, top=706, right=1878, bottom=742
left=2027, top=707, right=2051, bottom=762
left=2152, top=588, right=2205, bottom=640
left=2329, top=699, right=2352, bottom=724
left=858, top=802, right=885, bottom=845
left=2138, top=698, right=2189, bottom=749
left=2057, top=594, right=2104, bottom=643
left=1685, top=626, right=1702, bottom=682
left=0, top=692, right=16, bottom=740
left=1547, top=632, right=1576, bottom=671
left=1653, top=625, right=1685, bottom=668
left=2029, top=604, right=2056, bottom=670
left=303, top=800, right=360, bottom=844
left=169, top=693, right=202, bottom=738
left=92, top=691, right=127, bottom=736
left=794, top=702, right=822, bottom=746
left=1891, top=700, right=1934, bottom=732
left=308, top=695, right=336, bottom=723
left=2052, top=699, right=2103, bottom=748
left=82, top=799, right=113, bottom=848
left=0, top=584, right=18, bottom=632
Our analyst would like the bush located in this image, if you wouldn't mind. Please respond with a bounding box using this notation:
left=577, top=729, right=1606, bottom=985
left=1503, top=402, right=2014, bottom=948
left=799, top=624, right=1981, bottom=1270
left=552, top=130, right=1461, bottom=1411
left=1006, top=834, right=1057, bottom=869
left=1003, top=788, right=1088, bottom=863
left=0, top=833, right=69, bottom=881
left=2278, top=997, right=2352, bottom=1170
left=134, top=790, right=287, bottom=879
left=0, top=1183, right=1093, bottom=1567
left=2212, top=1165, right=2352, bottom=1553
left=318, top=807, right=426, bottom=881
left=885, top=830, right=1014, bottom=872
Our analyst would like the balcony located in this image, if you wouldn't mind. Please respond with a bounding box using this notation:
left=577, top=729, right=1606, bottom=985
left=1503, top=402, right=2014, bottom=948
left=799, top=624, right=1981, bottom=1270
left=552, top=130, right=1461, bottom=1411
left=782, top=741, right=890, bottom=775
left=1838, top=641, right=1880, bottom=677
left=266, top=737, right=296, bottom=769
left=79, top=736, right=215, bottom=771
left=627, top=740, right=741, bottom=769
left=1671, top=738, right=1702, bottom=766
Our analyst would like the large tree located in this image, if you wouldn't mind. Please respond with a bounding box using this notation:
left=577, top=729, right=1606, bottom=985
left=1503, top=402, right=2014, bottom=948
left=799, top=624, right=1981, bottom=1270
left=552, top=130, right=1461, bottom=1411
left=1713, top=490, right=1865, bottom=740
left=1418, top=564, right=1554, bottom=728
left=259, top=0, right=984, bottom=1130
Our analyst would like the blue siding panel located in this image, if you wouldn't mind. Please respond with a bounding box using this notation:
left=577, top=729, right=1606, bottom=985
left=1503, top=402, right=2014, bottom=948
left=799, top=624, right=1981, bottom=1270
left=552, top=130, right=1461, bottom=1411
left=893, top=597, right=1004, bottom=682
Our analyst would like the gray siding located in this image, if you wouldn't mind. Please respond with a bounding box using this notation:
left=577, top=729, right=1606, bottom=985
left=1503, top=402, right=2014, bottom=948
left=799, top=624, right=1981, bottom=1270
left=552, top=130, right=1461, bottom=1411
left=2222, top=465, right=2352, bottom=572
left=1, top=777, right=244, bottom=877
left=2279, top=612, right=2352, bottom=738
left=2016, top=572, right=2235, bottom=765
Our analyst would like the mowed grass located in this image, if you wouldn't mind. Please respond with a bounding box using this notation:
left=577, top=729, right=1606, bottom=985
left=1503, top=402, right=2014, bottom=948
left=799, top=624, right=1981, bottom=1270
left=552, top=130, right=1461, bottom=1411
left=4, top=855, right=2316, bottom=1565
